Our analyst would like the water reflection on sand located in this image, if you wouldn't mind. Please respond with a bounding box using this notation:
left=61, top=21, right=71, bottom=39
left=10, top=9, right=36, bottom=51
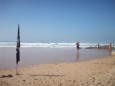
left=0, top=47, right=109, bottom=69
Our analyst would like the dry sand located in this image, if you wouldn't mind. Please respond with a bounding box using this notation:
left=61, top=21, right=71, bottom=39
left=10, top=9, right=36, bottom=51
left=0, top=56, right=115, bottom=86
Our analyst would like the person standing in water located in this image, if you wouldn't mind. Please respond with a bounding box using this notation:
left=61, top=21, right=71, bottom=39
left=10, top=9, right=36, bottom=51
left=109, top=42, right=112, bottom=56
left=76, top=41, right=80, bottom=50
left=76, top=41, right=80, bottom=61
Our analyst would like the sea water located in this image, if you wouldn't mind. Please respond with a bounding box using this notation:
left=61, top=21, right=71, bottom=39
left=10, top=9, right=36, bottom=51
left=0, top=42, right=110, bottom=48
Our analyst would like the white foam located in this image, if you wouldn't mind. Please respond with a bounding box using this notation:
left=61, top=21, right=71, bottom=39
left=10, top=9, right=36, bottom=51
left=0, top=42, right=113, bottom=48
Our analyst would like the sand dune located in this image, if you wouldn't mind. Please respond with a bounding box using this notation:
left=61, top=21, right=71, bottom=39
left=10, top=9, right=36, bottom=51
left=0, top=56, right=115, bottom=86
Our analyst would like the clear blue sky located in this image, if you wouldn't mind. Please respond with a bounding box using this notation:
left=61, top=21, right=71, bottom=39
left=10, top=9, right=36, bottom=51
left=0, top=0, right=115, bottom=43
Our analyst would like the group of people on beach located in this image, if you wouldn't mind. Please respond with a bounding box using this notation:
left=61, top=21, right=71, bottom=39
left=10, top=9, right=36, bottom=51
left=76, top=41, right=113, bottom=56
left=97, top=42, right=113, bottom=56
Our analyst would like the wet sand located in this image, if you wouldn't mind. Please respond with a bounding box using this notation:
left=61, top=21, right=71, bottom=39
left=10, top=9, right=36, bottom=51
left=0, top=47, right=109, bottom=69
left=0, top=56, right=115, bottom=86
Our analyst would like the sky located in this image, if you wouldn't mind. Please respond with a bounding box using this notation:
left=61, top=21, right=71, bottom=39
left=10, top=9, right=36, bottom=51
left=0, top=0, right=115, bottom=43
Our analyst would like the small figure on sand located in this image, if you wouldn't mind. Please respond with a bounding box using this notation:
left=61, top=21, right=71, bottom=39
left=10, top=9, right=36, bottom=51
left=109, top=42, right=112, bottom=56
left=76, top=41, right=80, bottom=50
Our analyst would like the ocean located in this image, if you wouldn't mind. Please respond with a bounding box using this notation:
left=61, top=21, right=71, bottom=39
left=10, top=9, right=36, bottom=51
left=0, top=42, right=110, bottom=48
left=0, top=42, right=112, bottom=69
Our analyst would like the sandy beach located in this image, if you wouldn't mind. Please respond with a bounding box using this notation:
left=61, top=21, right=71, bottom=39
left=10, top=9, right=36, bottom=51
left=1, top=0, right=115, bottom=85
left=0, top=56, right=115, bottom=86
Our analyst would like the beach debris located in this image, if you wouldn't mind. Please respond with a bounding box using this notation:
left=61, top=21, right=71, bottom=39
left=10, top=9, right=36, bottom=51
left=22, top=80, right=26, bottom=82
left=34, top=79, right=38, bottom=80
left=0, top=74, right=13, bottom=78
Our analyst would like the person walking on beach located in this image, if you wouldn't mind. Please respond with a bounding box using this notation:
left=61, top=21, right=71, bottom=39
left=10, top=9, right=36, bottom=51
left=109, top=42, right=112, bottom=56
left=76, top=41, right=80, bottom=50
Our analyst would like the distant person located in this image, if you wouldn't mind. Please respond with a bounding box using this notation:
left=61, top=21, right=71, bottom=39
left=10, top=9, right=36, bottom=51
left=76, top=41, right=80, bottom=50
left=109, top=42, right=112, bottom=56
left=97, top=43, right=100, bottom=49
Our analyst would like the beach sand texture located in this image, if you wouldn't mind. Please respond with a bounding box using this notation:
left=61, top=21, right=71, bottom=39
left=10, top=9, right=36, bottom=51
left=112, top=51, right=115, bottom=56
left=0, top=56, right=115, bottom=86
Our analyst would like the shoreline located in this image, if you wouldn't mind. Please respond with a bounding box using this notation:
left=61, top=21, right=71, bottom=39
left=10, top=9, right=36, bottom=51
left=0, top=47, right=110, bottom=69
left=0, top=55, right=110, bottom=70
left=0, top=55, right=112, bottom=70
left=0, top=56, right=115, bottom=86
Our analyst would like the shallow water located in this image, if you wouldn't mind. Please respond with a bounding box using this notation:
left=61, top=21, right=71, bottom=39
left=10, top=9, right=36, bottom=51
left=0, top=47, right=109, bottom=69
